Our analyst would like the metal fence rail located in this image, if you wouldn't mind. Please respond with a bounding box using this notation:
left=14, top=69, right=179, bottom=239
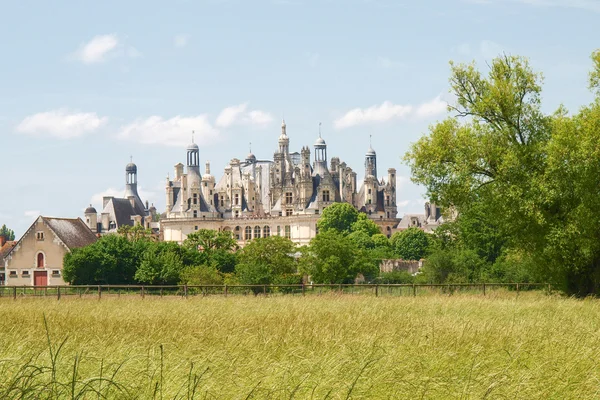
left=0, top=283, right=549, bottom=300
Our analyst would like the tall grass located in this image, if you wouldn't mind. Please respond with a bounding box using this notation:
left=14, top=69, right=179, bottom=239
left=0, top=292, right=599, bottom=398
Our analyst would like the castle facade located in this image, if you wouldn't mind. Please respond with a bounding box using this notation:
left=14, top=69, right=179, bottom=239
left=160, top=121, right=400, bottom=245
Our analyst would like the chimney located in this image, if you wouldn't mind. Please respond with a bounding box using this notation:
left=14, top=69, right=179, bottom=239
left=0, top=234, right=6, bottom=247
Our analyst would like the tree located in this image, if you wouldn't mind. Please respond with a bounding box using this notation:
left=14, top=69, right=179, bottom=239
left=390, top=227, right=430, bottom=260
left=317, top=203, right=359, bottom=235
left=0, top=224, right=15, bottom=241
left=302, top=230, right=378, bottom=284
left=135, top=241, right=187, bottom=285
left=350, top=213, right=381, bottom=236
left=235, top=236, right=297, bottom=286
left=405, top=51, right=600, bottom=295
left=183, top=229, right=238, bottom=273
left=180, top=265, right=223, bottom=285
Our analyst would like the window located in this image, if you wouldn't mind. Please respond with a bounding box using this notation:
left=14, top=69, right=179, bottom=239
left=263, top=226, right=270, bottom=237
left=322, top=190, right=330, bottom=202
left=368, top=199, right=371, bottom=204
left=284, top=226, right=291, bottom=239
left=193, top=210, right=198, bottom=218
left=285, top=192, right=293, bottom=204
left=37, top=253, right=44, bottom=268
left=9, top=270, right=17, bottom=277
left=235, top=193, right=239, bottom=206
left=36, top=231, right=44, bottom=241
left=220, top=197, right=224, bottom=207
left=286, top=209, right=293, bottom=216
left=245, top=226, right=252, bottom=240
left=277, top=226, right=281, bottom=236
left=386, top=196, right=390, bottom=206
left=315, top=209, right=319, bottom=215
left=204, top=182, right=207, bottom=187
left=52, top=270, right=61, bottom=277
left=387, top=212, right=390, bottom=218
left=254, top=226, right=261, bottom=239
left=210, top=190, right=213, bottom=195
left=368, top=189, right=372, bottom=195
left=235, top=210, right=239, bottom=218
left=193, top=193, right=198, bottom=205
left=22, top=270, right=30, bottom=277
left=195, top=226, right=198, bottom=230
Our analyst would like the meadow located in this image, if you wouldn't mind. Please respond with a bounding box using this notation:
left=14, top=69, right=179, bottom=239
left=1, top=292, right=599, bottom=399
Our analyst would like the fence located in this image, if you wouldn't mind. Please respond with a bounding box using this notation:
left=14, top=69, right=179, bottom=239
left=0, top=283, right=549, bottom=300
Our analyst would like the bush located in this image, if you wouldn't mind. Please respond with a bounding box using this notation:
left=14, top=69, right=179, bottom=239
left=180, top=265, right=223, bottom=286
left=374, top=271, right=414, bottom=284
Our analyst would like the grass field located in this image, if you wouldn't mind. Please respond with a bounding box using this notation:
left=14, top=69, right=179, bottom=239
left=0, top=292, right=599, bottom=399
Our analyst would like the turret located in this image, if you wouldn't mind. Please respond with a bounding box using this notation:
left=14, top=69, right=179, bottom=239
left=187, top=142, right=201, bottom=186
left=365, top=145, right=377, bottom=178
left=278, top=120, right=289, bottom=154
left=84, top=205, right=98, bottom=232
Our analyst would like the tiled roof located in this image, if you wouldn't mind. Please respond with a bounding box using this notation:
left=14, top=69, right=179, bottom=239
left=0, top=241, right=17, bottom=264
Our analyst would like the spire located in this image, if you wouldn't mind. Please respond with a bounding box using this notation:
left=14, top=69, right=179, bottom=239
left=319, top=122, right=322, bottom=138
left=249, top=142, right=252, bottom=153
left=192, top=130, right=195, bottom=143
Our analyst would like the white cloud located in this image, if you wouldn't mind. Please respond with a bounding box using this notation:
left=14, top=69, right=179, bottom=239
left=174, top=34, right=189, bottom=48
left=118, top=115, right=219, bottom=147
left=215, top=103, right=273, bottom=128
left=73, top=34, right=119, bottom=64
left=397, top=200, right=410, bottom=208
left=377, top=56, right=404, bottom=69
left=90, top=186, right=157, bottom=209
left=415, top=95, right=448, bottom=118
left=24, top=210, right=40, bottom=218
left=306, top=52, right=319, bottom=67
left=334, top=96, right=447, bottom=130
left=465, top=0, right=600, bottom=12
left=16, top=109, right=107, bottom=139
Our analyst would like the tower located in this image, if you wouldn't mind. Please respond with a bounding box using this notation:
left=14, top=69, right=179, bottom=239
left=365, top=145, right=377, bottom=178
left=84, top=205, right=98, bottom=232
left=278, top=120, right=289, bottom=155
left=124, top=160, right=139, bottom=199
left=187, top=141, right=201, bottom=186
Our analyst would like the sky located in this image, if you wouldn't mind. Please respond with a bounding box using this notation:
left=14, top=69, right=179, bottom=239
left=1, top=0, right=599, bottom=237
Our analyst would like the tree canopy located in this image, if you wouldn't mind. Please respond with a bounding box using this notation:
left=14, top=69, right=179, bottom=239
left=405, top=51, right=600, bottom=295
left=0, top=224, right=15, bottom=241
left=317, top=203, right=359, bottom=234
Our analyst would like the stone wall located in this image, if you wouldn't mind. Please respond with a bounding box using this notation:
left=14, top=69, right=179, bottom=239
left=379, top=259, right=423, bottom=274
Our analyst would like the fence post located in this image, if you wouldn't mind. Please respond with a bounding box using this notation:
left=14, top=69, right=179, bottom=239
left=141, top=286, right=145, bottom=298
left=13, top=286, right=17, bottom=300
left=224, top=285, right=228, bottom=297
left=184, top=285, right=188, bottom=299
left=375, top=284, right=379, bottom=297
left=302, top=283, right=305, bottom=297
left=516, top=283, right=520, bottom=294
left=547, top=283, right=551, bottom=294
left=57, top=287, right=61, bottom=301
left=98, top=285, right=101, bottom=300
left=483, top=283, right=486, bottom=296
left=413, top=284, right=416, bottom=297
left=338, top=283, right=342, bottom=294
left=263, top=285, right=267, bottom=296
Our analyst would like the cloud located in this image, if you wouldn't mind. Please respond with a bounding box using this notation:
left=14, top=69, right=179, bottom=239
left=396, top=200, right=410, bottom=208
left=334, top=96, right=447, bottom=130
left=465, top=0, right=600, bottom=12
left=174, top=34, right=189, bottom=48
left=377, top=56, right=404, bottom=69
left=24, top=210, right=40, bottom=218
left=117, top=115, right=219, bottom=147
left=73, top=34, right=119, bottom=64
left=306, top=52, right=319, bottom=67
left=16, top=109, right=107, bottom=139
left=215, top=103, right=273, bottom=128
left=415, top=95, right=448, bottom=118
left=90, top=186, right=157, bottom=209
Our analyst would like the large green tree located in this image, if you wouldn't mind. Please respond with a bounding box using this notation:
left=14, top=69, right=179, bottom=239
left=405, top=51, right=600, bottom=295
left=390, top=227, right=430, bottom=260
left=317, top=203, right=359, bottom=234
left=0, top=224, right=15, bottom=241
left=183, top=229, right=238, bottom=273
left=235, top=236, right=297, bottom=286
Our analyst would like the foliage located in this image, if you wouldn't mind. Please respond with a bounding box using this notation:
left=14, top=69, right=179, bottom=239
left=405, top=51, right=600, bottom=295
left=235, top=236, right=297, bottom=285
left=117, top=225, right=155, bottom=242
left=347, top=231, right=375, bottom=249
left=63, top=234, right=148, bottom=285
left=374, top=270, right=414, bottom=284
left=179, top=264, right=224, bottom=285
left=317, top=202, right=359, bottom=234
left=302, top=230, right=378, bottom=284
left=350, top=213, right=381, bottom=236
left=183, top=229, right=238, bottom=273
left=390, top=227, right=430, bottom=260
left=0, top=224, right=15, bottom=241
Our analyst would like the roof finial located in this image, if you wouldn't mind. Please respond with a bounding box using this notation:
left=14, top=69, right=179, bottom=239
left=130, top=155, right=133, bottom=163
left=319, top=122, right=322, bottom=138
left=369, top=134, right=372, bottom=147
left=192, top=130, right=195, bottom=143
left=249, top=141, right=252, bottom=153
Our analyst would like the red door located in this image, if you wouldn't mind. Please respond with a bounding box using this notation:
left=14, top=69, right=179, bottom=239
left=34, top=271, right=47, bottom=286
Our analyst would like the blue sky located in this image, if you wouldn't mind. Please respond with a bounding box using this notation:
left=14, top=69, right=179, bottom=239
left=1, top=0, right=598, bottom=237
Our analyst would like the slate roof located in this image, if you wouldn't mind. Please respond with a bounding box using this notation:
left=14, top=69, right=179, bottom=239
left=43, top=217, right=98, bottom=249
left=103, top=198, right=139, bottom=228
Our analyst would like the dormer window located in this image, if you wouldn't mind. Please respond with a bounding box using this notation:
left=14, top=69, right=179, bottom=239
left=322, top=190, right=330, bottom=202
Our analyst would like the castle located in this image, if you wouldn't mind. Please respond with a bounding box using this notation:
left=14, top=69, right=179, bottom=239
left=84, top=121, right=444, bottom=244
left=160, top=120, right=399, bottom=244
